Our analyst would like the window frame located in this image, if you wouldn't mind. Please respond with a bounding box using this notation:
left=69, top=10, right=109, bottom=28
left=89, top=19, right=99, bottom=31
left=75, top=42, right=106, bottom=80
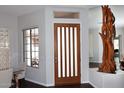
left=23, top=27, right=39, bottom=68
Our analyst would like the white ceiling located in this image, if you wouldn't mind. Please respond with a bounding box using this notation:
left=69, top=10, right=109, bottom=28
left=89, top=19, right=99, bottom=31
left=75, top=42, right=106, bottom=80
left=0, top=5, right=97, bottom=16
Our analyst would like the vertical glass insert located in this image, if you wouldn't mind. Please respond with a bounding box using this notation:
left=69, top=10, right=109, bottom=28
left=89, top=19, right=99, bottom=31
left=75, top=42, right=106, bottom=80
left=70, top=27, right=74, bottom=77
left=62, top=27, right=65, bottom=77
left=74, top=27, right=78, bottom=76
left=66, top=27, right=69, bottom=77
left=57, top=27, right=61, bottom=78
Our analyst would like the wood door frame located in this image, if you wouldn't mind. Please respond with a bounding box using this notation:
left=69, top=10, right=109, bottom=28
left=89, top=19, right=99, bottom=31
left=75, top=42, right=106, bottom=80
left=54, top=23, right=81, bottom=86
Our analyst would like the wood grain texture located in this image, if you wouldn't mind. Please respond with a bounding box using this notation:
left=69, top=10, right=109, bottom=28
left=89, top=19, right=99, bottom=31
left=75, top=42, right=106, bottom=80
left=54, top=23, right=80, bottom=86
left=98, top=5, right=116, bottom=73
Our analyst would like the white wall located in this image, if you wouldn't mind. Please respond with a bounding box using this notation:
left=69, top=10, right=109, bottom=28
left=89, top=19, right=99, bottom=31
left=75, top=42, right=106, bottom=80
left=0, top=13, right=18, bottom=68
left=88, top=6, right=102, bottom=63
left=18, top=6, right=89, bottom=86
left=18, top=9, right=47, bottom=85
left=89, top=28, right=100, bottom=63
left=116, top=27, right=124, bottom=59
left=45, top=6, right=89, bottom=85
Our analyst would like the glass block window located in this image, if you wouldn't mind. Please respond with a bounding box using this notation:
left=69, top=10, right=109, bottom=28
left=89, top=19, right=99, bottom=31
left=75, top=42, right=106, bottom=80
left=0, top=29, right=9, bottom=48
left=23, top=27, right=39, bottom=68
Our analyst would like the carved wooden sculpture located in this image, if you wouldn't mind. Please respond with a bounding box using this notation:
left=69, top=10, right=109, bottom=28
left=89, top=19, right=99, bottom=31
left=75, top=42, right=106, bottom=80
left=98, top=5, right=116, bottom=73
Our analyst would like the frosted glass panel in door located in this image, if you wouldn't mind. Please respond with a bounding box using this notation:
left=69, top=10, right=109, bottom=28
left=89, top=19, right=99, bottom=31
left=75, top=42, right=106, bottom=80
left=57, top=27, right=61, bottom=78
left=66, top=27, right=69, bottom=77
left=74, top=27, right=78, bottom=76
left=62, top=27, right=65, bottom=77
left=70, top=27, right=74, bottom=77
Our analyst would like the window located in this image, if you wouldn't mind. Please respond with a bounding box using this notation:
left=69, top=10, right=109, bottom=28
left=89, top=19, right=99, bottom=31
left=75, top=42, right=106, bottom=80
left=23, top=27, right=39, bottom=68
left=0, top=29, right=9, bottom=71
left=54, top=11, right=80, bottom=19
left=0, top=29, right=9, bottom=48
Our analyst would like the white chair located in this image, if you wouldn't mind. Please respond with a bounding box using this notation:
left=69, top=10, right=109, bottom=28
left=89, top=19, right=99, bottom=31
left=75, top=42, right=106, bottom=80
left=14, top=62, right=26, bottom=80
left=13, top=62, right=26, bottom=87
left=0, top=68, right=13, bottom=88
left=17, top=62, right=26, bottom=80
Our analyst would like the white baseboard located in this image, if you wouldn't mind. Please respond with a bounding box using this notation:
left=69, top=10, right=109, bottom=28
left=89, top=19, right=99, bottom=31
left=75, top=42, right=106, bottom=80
left=25, top=78, right=94, bottom=87
left=44, top=83, right=54, bottom=87
left=25, top=78, right=45, bottom=86
left=25, top=78, right=54, bottom=87
left=88, top=81, right=97, bottom=88
left=81, top=81, right=97, bottom=88
left=81, top=81, right=89, bottom=84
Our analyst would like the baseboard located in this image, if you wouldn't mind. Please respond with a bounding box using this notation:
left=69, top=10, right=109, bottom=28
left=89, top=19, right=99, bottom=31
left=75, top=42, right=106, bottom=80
left=25, top=78, right=54, bottom=87
left=25, top=78, right=45, bottom=86
left=88, top=81, right=97, bottom=88
left=25, top=78, right=92, bottom=87
left=44, top=83, right=54, bottom=87
left=81, top=81, right=89, bottom=84
left=81, top=81, right=97, bottom=88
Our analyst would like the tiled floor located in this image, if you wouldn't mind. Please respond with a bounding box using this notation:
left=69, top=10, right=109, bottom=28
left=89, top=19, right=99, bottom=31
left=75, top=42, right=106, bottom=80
left=11, top=79, right=94, bottom=88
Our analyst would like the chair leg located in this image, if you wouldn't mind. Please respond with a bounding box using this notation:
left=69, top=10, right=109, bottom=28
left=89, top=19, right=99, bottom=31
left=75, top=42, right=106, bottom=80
left=15, top=75, right=19, bottom=88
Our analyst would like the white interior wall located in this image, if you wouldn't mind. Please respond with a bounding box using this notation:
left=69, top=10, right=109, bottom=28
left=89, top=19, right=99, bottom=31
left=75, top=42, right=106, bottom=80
left=45, top=6, right=89, bottom=85
left=89, top=7, right=102, bottom=63
left=0, top=13, right=18, bottom=68
left=116, top=27, right=124, bottom=59
left=89, top=28, right=100, bottom=63
left=18, top=6, right=89, bottom=86
left=89, top=31, right=93, bottom=58
left=18, top=9, right=47, bottom=85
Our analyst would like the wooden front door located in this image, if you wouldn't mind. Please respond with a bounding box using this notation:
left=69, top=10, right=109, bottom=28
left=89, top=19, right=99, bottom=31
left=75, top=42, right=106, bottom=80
left=54, top=23, right=80, bottom=86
